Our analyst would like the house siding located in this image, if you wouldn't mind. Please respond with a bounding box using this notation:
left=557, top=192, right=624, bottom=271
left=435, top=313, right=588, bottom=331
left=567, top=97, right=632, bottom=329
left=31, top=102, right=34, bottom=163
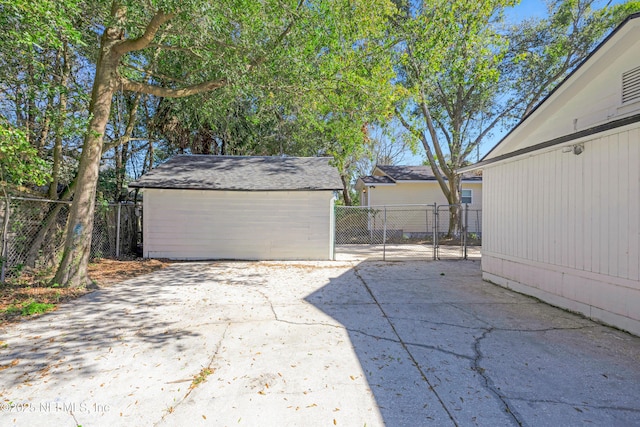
left=364, top=182, right=482, bottom=208
left=362, top=182, right=483, bottom=234
left=482, top=123, right=640, bottom=335
left=142, top=189, right=335, bottom=260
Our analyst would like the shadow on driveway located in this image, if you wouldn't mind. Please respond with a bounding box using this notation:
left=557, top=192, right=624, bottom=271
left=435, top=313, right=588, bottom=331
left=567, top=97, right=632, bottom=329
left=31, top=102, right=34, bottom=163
left=1, top=260, right=640, bottom=427
left=306, top=260, right=640, bottom=426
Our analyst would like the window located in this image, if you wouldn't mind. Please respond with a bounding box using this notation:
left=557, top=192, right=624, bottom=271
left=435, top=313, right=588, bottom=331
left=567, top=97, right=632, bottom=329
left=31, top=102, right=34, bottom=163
left=461, top=189, right=472, bottom=204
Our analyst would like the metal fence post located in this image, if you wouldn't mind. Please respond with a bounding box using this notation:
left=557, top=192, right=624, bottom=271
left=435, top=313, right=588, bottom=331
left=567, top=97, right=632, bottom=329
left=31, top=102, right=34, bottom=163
left=433, top=203, right=438, bottom=260
left=115, top=203, right=122, bottom=258
left=332, top=203, right=336, bottom=261
left=369, top=208, right=373, bottom=244
left=1, top=196, right=10, bottom=282
left=464, top=203, right=469, bottom=260
left=382, top=206, right=387, bottom=261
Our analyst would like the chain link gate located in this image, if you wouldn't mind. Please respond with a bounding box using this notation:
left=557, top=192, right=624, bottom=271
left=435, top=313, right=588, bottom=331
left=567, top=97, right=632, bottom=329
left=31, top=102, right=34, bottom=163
left=334, top=204, right=481, bottom=261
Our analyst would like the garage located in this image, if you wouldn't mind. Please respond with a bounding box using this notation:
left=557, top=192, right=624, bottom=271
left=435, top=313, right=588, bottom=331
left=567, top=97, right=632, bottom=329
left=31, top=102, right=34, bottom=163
left=129, top=155, right=343, bottom=260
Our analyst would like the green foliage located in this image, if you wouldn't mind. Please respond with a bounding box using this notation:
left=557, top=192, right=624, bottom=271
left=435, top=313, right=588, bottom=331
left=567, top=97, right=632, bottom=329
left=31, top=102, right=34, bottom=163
left=394, top=0, right=518, bottom=168
left=393, top=0, right=638, bottom=199
left=0, top=0, right=83, bottom=50
left=506, top=0, right=640, bottom=117
left=0, top=120, right=50, bottom=187
left=138, top=0, right=399, bottom=196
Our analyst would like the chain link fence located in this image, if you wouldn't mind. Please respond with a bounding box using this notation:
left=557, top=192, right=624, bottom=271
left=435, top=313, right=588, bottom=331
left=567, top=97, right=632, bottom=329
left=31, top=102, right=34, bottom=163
left=335, top=204, right=481, bottom=261
left=0, top=197, right=141, bottom=280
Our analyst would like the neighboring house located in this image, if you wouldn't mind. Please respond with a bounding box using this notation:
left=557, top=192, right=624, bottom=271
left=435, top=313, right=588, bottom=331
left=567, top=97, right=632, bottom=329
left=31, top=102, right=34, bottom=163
left=129, top=155, right=343, bottom=260
left=354, top=165, right=483, bottom=235
left=355, top=165, right=482, bottom=208
left=459, top=13, right=640, bottom=335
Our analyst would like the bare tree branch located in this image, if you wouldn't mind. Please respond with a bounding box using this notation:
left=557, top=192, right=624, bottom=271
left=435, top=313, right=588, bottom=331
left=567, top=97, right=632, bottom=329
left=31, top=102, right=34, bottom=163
left=395, top=107, right=451, bottom=200
left=114, top=11, right=176, bottom=55
left=417, top=85, right=450, bottom=176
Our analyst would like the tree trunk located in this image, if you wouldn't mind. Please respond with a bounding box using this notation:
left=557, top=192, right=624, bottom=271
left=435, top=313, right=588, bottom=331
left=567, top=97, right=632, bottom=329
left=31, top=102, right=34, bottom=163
left=115, top=93, right=139, bottom=200
left=26, top=181, right=76, bottom=268
left=49, top=42, right=70, bottom=200
left=340, top=174, right=352, bottom=206
left=147, top=139, right=154, bottom=171
left=446, top=174, right=460, bottom=238
left=52, top=29, right=122, bottom=287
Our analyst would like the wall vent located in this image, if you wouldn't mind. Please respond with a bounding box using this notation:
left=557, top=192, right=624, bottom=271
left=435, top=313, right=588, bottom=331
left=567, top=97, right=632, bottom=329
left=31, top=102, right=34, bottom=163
left=622, top=65, right=640, bottom=104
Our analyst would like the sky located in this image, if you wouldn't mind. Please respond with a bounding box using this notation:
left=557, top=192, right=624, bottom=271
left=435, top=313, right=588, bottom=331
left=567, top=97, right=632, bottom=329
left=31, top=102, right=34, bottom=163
left=399, top=0, right=628, bottom=166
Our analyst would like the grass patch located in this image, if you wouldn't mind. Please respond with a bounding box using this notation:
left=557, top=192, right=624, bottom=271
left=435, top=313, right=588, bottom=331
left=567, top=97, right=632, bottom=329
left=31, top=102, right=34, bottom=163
left=21, top=301, right=56, bottom=316
left=1, top=300, right=56, bottom=318
left=0, top=259, right=170, bottom=326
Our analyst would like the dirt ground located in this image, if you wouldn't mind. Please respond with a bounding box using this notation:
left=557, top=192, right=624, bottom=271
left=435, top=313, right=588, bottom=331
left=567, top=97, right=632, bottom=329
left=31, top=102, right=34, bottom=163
left=0, top=259, right=170, bottom=325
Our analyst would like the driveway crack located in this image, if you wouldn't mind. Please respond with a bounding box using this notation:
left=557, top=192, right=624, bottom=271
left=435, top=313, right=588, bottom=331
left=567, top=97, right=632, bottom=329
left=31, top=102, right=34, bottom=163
left=352, top=265, right=460, bottom=427
left=507, top=397, right=640, bottom=413
left=471, top=328, right=524, bottom=426
left=154, top=322, right=230, bottom=426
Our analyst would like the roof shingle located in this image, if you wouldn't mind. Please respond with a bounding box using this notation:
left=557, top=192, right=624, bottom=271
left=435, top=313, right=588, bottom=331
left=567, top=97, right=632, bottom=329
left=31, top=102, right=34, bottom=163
left=129, top=155, right=343, bottom=191
left=369, top=165, right=482, bottom=182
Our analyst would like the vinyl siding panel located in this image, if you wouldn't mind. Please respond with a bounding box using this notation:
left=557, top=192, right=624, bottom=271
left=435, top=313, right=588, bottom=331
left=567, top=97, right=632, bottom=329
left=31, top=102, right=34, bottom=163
left=479, top=20, right=640, bottom=335
left=142, top=189, right=334, bottom=260
left=482, top=124, right=640, bottom=335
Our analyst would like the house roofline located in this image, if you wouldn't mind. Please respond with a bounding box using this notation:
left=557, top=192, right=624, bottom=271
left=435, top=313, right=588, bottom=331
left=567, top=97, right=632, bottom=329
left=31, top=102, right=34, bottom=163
left=458, top=113, right=640, bottom=172
left=129, top=185, right=343, bottom=191
left=361, top=182, right=396, bottom=186
left=479, top=12, right=640, bottom=163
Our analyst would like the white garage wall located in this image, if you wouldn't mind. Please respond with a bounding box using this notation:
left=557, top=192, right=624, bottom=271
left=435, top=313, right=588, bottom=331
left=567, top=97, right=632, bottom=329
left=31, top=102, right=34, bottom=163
left=142, top=189, right=335, bottom=260
left=482, top=123, right=640, bottom=335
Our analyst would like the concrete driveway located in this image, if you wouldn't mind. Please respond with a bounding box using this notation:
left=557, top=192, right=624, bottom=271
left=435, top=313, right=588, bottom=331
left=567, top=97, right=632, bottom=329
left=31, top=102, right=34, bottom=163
left=1, top=261, right=639, bottom=426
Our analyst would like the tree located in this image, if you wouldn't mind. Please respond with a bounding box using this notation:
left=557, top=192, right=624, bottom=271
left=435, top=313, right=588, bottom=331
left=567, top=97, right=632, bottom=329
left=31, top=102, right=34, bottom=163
left=504, top=0, right=640, bottom=117
left=51, top=0, right=398, bottom=287
left=392, top=0, right=640, bottom=235
left=393, top=0, right=516, bottom=235
left=51, top=1, right=294, bottom=286
left=354, top=122, right=416, bottom=177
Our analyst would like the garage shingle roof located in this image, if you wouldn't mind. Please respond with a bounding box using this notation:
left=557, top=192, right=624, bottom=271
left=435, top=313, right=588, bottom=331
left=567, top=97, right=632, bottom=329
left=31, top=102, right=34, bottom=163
left=128, top=155, right=344, bottom=191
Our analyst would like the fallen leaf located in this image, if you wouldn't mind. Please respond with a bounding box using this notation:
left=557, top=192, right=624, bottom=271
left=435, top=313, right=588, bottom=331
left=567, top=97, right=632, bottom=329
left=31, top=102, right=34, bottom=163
left=0, top=359, right=19, bottom=371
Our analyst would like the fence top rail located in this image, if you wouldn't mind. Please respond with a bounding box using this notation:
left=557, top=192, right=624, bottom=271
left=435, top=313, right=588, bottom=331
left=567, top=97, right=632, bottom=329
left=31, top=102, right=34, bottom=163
left=338, top=204, right=437, bottom=209
left=8, top=196, right=73, bottom=204
left=7, top=197, right=139, bottom=207
left=436, top=204, right=480, bottom=209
